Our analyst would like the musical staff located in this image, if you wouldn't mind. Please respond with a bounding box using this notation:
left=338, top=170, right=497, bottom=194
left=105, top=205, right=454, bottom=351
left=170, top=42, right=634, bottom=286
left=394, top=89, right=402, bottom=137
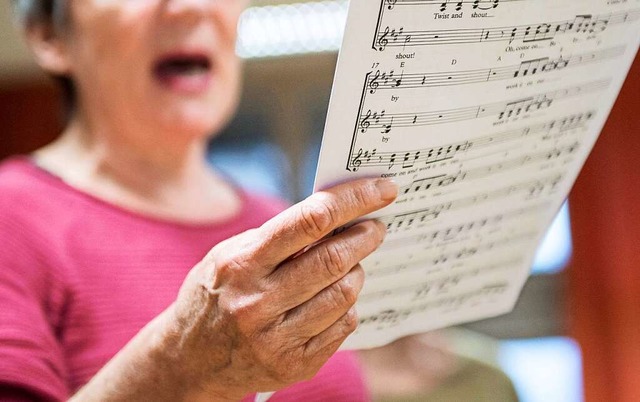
left=362, top=254, right=527, bottom=303
left=363, top=233, right=532, bottom=283
left=357, top=80, right=607, bottom=134
left=374, top=0, right=527, bottom=50
left=349, top=110, right=593, bottom=171
left=350, top=142, right=470, bottom=171
left=384, top=0, right=524, bottom=11
left=366, top=46, right=625, bottom=93
left=399, top=142, right=580, bottom=194
left=375, top=10, right=639, bottom=50
left=378, top=203, right=548, bottom=252
left=359, top=282, right=508, bottom=327
left=381, top=173, right=564, bottom=230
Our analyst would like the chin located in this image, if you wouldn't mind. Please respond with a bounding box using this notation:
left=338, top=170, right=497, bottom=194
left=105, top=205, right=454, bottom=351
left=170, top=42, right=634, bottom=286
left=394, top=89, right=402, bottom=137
left=151, top=96, right=235, bottom=137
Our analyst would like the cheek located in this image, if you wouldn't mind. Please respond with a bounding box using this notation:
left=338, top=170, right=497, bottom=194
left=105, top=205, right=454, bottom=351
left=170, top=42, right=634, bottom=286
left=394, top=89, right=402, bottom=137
left=218, top=2, right=246, bottom=46
left=69, top=2, right=154, bottom=76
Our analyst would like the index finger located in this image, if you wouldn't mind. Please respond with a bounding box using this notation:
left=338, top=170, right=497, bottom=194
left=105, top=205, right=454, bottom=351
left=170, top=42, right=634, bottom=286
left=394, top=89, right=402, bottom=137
left=256, top=178, right=398, bottom=271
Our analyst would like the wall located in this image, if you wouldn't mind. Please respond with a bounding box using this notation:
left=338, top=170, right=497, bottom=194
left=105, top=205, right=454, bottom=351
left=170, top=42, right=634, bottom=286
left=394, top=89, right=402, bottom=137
left=568, top=53, right=640, bottom=402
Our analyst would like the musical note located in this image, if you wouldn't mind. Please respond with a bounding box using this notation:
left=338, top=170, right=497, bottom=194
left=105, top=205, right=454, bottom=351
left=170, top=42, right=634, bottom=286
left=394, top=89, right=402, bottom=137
left=394, top=71, right=404, bottom=87
left=359, top=282, right=509, bottom=328
left=349, top=142, right=468, bottom=171
left=473, top=0, right=500, bottom=10
left=354, top=81, right=606, bottom=134
left=359, top=309, right=410, bottom=327
left=403, top=35, right=412, bottom=50
left=373, top=10, right=638, bottom=49
left=498, top=95, right=553, bottom=120
left=513, top=57, right=546, bottom=77
left=439, top=0, right=463, bottom=12
left=365, top=47, right=624, bottom=92
left=383, top=0, right=519, bottom=12
left=522, top=23, right=555, bottom=42
left=570, top=14, right=607, bottom=34
left=348, top=111, right=593, bottom=171
left=382, top=173, right=564, bottom=229
left=361, top=233, right=532, bottom=290
left=378, top=203, right=548, bottom=252
left=382, top=117, right=394, bottom=134
left=396, top=142, right=580, bottom=197
left=401, top=150, right=421, bottom=168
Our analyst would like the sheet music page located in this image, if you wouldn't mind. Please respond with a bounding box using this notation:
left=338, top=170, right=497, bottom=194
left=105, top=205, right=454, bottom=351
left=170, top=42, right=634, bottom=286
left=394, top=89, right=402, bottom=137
left=315, top=0, right=640, bottom=350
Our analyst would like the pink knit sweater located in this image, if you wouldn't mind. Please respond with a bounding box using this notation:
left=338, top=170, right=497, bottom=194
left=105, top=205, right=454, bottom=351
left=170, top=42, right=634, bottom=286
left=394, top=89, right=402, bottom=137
left=0, top=157, right=369, bottom=402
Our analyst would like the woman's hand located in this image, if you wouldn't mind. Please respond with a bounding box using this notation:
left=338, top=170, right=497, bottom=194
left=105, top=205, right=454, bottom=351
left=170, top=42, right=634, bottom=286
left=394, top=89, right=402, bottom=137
left=71, top=178, right=397, bottom=402
left=164, top=178, right=398, bottom=400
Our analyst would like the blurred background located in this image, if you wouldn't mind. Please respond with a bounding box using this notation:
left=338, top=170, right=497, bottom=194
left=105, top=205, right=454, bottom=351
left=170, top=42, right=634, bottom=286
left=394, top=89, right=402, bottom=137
left=1, top=1, right=638, bottom=401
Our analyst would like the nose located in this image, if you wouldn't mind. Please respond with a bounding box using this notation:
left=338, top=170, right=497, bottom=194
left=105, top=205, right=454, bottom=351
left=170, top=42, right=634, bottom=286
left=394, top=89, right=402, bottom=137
left=163, top=0, right=220, bottom=20
left=160, top=0, right=246, bottom=45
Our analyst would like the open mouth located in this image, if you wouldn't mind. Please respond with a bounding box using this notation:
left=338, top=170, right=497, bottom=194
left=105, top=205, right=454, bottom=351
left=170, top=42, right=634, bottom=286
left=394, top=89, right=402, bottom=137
left=153, top=53, right=213, bottom=93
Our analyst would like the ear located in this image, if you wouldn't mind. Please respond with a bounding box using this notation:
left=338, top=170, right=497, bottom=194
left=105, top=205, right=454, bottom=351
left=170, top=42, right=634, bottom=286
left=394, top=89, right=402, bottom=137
left=23, top=22, right=72, bottom=76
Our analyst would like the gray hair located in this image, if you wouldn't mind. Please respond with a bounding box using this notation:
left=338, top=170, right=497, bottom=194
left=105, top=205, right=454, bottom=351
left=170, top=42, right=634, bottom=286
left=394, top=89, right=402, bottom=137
left=12, top=0, right=66, bottom=30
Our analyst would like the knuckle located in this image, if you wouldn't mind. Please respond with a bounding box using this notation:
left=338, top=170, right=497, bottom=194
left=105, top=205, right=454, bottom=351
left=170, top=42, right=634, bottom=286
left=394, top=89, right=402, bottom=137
left=351, top=264, right=365, bottom=283
left=211, top=247, right=264, bottom=282
left=350, top=183, right=374, bottom=209
left=224, top=298, right=265, bottom=333
left=342, top=309, right=359, bottom=336
left=367, top=220, right=387, bottom=245
left=213, top=254, right=246, bottom=279
left=319, top=242, right=349, bottom=279
left=210, top=232, right=264, bottom=274
left=299, top=200, right=336, bottom=238
left=329, top=278, right=358, bottom=308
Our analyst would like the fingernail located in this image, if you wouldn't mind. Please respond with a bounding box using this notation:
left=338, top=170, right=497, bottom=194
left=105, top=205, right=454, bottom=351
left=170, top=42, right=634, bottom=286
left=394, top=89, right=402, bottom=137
left=375, top=179, right=398, bottom=202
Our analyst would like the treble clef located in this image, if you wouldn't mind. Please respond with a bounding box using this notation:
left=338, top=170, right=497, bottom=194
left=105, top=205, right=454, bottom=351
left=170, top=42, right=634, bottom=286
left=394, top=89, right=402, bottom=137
left=368, top=70, right=381, bottom=94
left=386, top=0, right=398, bottom=10
left=376, top=26, right=390, bottom=51
left=350, top=149, right=364, bottom=171
left=360, top=110, right=372, bottom=133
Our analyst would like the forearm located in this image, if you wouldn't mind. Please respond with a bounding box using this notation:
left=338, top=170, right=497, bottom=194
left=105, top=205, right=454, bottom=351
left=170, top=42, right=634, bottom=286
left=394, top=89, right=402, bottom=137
left=69, top=307, right=237, bottom=402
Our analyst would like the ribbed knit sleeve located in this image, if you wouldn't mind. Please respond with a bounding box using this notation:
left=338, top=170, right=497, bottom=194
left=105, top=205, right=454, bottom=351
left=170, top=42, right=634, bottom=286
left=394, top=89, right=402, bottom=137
left=0, top=210, right=69, bottom=402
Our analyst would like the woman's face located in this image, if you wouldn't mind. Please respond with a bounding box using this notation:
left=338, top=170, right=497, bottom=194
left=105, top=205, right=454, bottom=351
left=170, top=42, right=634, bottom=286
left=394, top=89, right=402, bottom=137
left=60, top=0, right=247, bottom=144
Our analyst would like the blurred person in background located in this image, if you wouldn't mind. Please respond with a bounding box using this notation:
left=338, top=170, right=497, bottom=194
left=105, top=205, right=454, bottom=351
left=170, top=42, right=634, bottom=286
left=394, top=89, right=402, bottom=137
left=0, top=0, right=399, bottom=401
left=360, top=332, right=519, bottom=402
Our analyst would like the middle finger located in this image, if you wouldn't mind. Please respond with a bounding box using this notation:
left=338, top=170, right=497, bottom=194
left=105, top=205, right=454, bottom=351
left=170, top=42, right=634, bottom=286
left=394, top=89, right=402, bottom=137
left=267, top=220, right=386, bottom=313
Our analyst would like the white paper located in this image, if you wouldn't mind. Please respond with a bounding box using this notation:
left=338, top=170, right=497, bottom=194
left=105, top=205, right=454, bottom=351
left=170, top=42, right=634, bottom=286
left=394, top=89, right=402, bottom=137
left=314, top=0, right=640, bottom=351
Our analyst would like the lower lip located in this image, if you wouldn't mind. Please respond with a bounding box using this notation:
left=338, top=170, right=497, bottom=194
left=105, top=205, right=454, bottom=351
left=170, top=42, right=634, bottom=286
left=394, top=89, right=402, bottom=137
left=153, top=71, right=213, bottom=95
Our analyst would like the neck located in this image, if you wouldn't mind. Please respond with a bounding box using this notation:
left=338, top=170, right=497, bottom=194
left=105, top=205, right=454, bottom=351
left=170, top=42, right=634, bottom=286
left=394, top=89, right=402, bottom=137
left=34, top=117, right=241, bottom=224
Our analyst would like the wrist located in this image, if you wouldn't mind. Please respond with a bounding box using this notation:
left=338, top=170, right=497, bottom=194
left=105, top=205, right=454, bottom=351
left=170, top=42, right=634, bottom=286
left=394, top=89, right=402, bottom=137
left=154, top=304, right=248, bottom=402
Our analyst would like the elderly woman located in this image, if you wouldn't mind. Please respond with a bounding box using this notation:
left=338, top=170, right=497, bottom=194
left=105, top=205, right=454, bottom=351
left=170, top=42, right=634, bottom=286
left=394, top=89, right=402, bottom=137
left=0, top=0, right=398, bottom=401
